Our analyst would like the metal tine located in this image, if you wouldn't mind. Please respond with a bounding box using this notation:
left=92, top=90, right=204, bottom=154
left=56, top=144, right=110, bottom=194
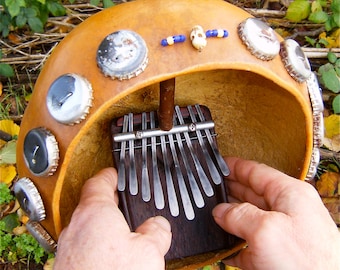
left=150, top=111, right=165, bottom=210
left=174, top=128, right=205, bottom=208
left=195, top=104, right=230, bottom=176
left=160, top=133, right=179, bottom=217
left=174, top=106, right=214, bottom=197
left=141, top=112, right=151, bottom=202
left=128, top=113, right=138, bottom=195
left=187, top=105, right=222, bottom=185
left=118, top=114, right=129, bottom=191
left=168, top=133, right=195, bottom=220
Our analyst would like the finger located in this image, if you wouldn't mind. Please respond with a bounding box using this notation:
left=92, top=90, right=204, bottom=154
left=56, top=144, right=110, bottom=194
left=135, top=216, right=172, bottom=256
left=71, top=167, right=131, bottom=233
left=212, top=202, right=285, bottom=241
left=79, top=167, right=119, bottom=207
left=227, top=180, right=269, bottom=210
left=225, top=157, right=303, bottom=210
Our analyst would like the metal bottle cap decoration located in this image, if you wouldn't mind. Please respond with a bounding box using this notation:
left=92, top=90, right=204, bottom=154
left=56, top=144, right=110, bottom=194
left=238, top=18, right=280, bottom=60
left=26, top=221, right=57, bottom=253
left=46, top=74, right=93, bottom=125
left=280, top=39, right=311, bottom=82
left=96, top=30, right=148, bottom=80
left=13, top=177, right=46, bottom=222
left=23, top=127, right=59, bottom=177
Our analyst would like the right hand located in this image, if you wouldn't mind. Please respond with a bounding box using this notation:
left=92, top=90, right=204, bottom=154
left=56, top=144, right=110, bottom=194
left=213, top=157, right=340, bottom=270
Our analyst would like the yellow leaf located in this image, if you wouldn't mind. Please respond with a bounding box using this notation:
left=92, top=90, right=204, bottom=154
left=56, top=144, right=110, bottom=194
left=316, top=172, right=340, bottom=197
left=0, top=164, right=17, bottom=185
left=44, top=257, right=55, bottom=270
left=324, top=114, right=340, bottom=139
left=225, top=266, right=242, bottom=270
left=0, top=120, right=20, bottom=147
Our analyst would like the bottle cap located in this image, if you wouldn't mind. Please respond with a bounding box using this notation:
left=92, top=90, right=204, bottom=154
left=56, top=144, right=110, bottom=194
left=46, top=74, right=93, bottom=125
left=280, top=39, right=311, bottom=83
left=26, top=221, right=57, bottom=253
left=13, top=177, right=46, bottom=221
left=97, top=30, right=148, bottom=80
left=238, top=18, right=280, bottom=60
left=23, top=127, right=59, bottom=177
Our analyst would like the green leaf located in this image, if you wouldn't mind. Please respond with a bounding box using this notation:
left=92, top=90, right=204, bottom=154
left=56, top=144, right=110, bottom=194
left=305, top=36, right=316, bottom=46
left=331, top=0, right=340, bottom=13
left=311, top=0, right=322, bottom=12
left=47, top=1, right=66, bottom=16
left=1, top=213, right=19, bottom=233
left=0, top=140, right=16, bottom=165
left=308, top=10, right=329, bottom=23
left=332, top=13, right=340, bottom=27
left=15, top=13, right=27, bottom=28
left=27, top=17, right=44, bottom=33
left=5, top=0, right=26, bottom=17
left=328, top=52, right=338, bottom=64
left=0, top=183, right=14, bottom=204
left=332, top=95, right=340, bottom=114
left=103, top=0, right=115, bottom=8
left=286, top=0, right=311, bottom=22
left=321, top=68, right=340, bottom=93
left=0, top=63, right=14, bottom=77
left=90, top=0, right=100, bottom=6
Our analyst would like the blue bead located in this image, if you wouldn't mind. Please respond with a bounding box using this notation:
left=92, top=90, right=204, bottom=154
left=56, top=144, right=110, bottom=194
left=161, top=39, right=169, bottom=46
left=173, top=35, right=186, bottom=43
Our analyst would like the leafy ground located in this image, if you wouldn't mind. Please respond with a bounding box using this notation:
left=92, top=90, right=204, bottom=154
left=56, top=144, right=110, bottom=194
left=0, top=0, right=339, bottom=269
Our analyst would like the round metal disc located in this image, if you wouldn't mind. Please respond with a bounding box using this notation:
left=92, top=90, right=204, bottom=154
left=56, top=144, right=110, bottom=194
left=280, top=39, right=311, bottom=83
left=96, top=30, right=148, bottom=80
left=307, top=72, right=324, bottom=114
left=238, top=18, right=280, bottom=61
left=23, top=128, right=59, bottom=177
left=46, top=74, right=93, bottom=125
left=13, top=177, right=46, bottom=221
left=26, top=221, right=57, bottom=253
left=305, top=147, right=320, bottom=180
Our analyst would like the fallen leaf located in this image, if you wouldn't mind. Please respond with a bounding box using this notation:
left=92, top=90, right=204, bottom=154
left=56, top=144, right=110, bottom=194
left=0, top=120, right=20, bottom=147
left=0, top=141, right=16, bottom=165
left=44, top=257, right=55, bottom=270
left=321, top=197, right=340, bottom=225
left=0, top=164, right=17, bottom=185
left=323, top=134, right=340, bottom=152
left=316, top=172, right=340, bottom=197
left=324, top=114, right=340, bottom=138
left=12, top=225, right=27, bottom=235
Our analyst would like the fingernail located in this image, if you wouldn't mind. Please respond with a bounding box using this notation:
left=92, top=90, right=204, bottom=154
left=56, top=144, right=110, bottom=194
left=212, top=203, right=233, bottom=219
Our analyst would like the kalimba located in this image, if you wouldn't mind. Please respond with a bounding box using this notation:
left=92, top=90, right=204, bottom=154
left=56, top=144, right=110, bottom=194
left=14, top=0, right=323, bottom=268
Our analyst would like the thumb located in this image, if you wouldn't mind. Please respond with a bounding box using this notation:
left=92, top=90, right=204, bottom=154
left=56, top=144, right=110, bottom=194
left=135, top=216, right=172, bottom=256
left=212, top=202, right=268, bottom=240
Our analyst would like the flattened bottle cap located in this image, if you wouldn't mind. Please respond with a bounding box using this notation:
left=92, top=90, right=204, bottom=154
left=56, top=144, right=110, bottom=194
left=23, top=128, right=59, bottom=177
left=26, top=221, right=57, bottom=253
left=280, top=39, right=311, bottom=83
left=307, top=73, right=324, bottom=114
left=305, top=147, right=320, bottom=180
left=13, top=177, right=46, bottom=221
left=96, top=30, right=148, bottom=80
left=46, top=74, right=93, bottom=125
left=238, top=18, right=280, bottom=60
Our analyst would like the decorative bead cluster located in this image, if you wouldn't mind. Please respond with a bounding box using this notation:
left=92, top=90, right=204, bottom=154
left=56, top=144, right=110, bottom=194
left=161, top=25, right=229, bottom=51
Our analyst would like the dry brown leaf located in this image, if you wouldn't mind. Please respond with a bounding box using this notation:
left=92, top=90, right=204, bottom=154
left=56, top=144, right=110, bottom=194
left=316, top=172, right=340, bottom=197
left=321, top=197, right=340, bottom=226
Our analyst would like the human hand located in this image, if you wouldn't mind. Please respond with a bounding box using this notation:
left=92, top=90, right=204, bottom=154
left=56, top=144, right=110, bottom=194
left=213, top=157, right=340, bottom=270
left=54, top=168, right=172, bottom=270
